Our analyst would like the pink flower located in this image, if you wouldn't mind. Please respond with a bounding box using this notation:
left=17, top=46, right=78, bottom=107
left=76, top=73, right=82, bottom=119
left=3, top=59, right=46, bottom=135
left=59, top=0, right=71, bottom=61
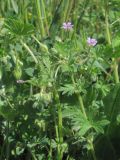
left=87, top=37, right=97, bottom=46
left=62, top=22, right=73, bottom=30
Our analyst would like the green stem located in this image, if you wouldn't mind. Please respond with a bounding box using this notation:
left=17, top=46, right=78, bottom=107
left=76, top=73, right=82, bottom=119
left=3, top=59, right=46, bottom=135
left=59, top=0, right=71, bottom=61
left=53, top=99, right=61, bottom=160
left=32, top=35, right=49, bottom=53
left=71, top=74, right=87, bottom=119
left=66, top=0, right=74, bottom=21
left=56, top=125, right=61, bottom=160
left=28, top=148, right=37, bottom=160
left=7, top=0, right=11, bottom=11
left=105, top=0, right=119, bottom=83
left=6, top=120, right=10, bottom=160
left=48, top=139, right=53, bottom=160
left=20, top=40, right=38, bottom=64
left=77, top=94, right=87, bottom=119
left=41, top=0, right=49, bottom=36
left=71, top=74, right=97, bottom=160
left=89, top=140, right=97, bottom=160
left=62, top=0, right=70, bottom=22
left=23, top=0, right=28, bottom=23
left=55, top=90, right=63, bottom=143
left=54, top=88, right=63, bottom=160
left=113, top=61, right=119, bottom=83
left=30, top=84, right=33, bottom=97
left=61, top=0, right=70, bottom=39
left=35, top=0, right=45, bottom=38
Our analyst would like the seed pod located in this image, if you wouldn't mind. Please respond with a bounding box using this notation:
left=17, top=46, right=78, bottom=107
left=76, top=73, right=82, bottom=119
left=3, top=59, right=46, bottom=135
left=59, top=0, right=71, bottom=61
left=13, top=65, right=22, bottom=79
left=39, top=42, right=48, bottom=53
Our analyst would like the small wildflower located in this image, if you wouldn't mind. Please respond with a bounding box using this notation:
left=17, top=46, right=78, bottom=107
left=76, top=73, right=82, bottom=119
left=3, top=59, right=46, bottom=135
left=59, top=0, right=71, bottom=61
left=62, top=22, right=73, bottom=30
left=87, top=37, right=97, bottom=46
left=16, top=80, right=25, bottom=84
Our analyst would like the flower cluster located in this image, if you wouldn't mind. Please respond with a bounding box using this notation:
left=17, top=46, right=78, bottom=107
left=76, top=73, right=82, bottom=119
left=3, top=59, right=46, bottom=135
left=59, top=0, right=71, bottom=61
left=87, top=37, right=97, bottom=46
left=62, top=22, right=97, bottom=46
left=62, top=22, right=73, bottom=30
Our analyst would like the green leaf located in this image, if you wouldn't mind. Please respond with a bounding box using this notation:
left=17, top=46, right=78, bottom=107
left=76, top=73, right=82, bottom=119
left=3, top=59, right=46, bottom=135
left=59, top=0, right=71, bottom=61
left=16, top=147, right=24, bottom=155
left=11, top=0, right=18, bottom=13
left=103, top=84, right=120, bottom=133
left=104, top=84, right=120, bottom=121
left=59, top=84, right=75, bottom=96
left=93, top=120, right=110, bottom=134
left=78, top=121, right=91, bottom=136
left=25, top=68, right=34, bottom=77
left=4, top=18, right=34, bottom=36
left=0, top=102, right=16, bottom=120
left=63, top=107, right=91, bottom=136
left=63, top=106, right=109, bottom=137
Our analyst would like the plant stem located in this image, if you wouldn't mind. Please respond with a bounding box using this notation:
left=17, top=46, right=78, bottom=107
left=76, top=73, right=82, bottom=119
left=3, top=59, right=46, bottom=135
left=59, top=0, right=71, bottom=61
left=61, top=0, right=70, bottom=39
left=54, top=87, right=63, bottom=160
left=71, top=74, right=87, bottom=119
left=53, top=96, right=61, bottom=160
left=56, top=125, right=61, bottom=160
left=62, top=0, right=70, bottom=22
left=28, top=148, right=37, bottom=160
left=41, top=0, right=49, bottom=36
left=35, top=0, right=45, bottom=38
left=89, top=140, right=97, bottom=160
left=6, top=120, right=10, bottom=160
left=32, top=35, right=49, bottom=53
left=77, top=93, right=87, bottom=119
left=20, top=40, right=38, bottom=64
left=23, top=0, right=28, bottom=23
left=71, top=74, right=97, bottom=160
left=104, top=0, right=119, bottom=83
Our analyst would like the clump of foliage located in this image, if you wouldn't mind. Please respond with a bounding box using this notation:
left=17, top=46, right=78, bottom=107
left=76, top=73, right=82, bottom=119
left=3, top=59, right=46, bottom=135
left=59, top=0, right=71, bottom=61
left=0, top=0, right=120, bottom=160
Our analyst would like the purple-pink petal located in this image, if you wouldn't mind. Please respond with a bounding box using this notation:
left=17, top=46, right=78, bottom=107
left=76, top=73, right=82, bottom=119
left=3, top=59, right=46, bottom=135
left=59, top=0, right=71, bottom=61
left=87, top=37, right=97, bottom=46
left=62, top=22, right=73, bottom=30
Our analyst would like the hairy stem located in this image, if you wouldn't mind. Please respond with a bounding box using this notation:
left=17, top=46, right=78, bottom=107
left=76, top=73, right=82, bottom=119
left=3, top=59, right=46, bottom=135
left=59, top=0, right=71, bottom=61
left=35, top=0, right=45, bottom=38
left=41, top=0, right=49, bottom=35
left=20, top=40, right=38, bottom=64
left=6, top=120, right=10, bottom=160
left=71, top=74, right=97, bottom=160
left=89, top=140, right=97, bottom=160
left=54, top=88, right=63, bottom=160
left=71, top=74, right=87, bottom=118
left=105, top=0, right=119, bottom=83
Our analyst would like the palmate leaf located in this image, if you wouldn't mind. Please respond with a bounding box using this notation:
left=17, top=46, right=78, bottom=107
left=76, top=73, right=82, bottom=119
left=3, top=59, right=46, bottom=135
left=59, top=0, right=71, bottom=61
left=4, top=18, right=34, bottom=36
left=104, top=84, right=120, bottom=121
left=63, top=106, right=109, bottom=137
left=63, top=107, right=90, bottom=136
left=103, top=83, right=120, bottom=135
left=92, top=120, right=110, bottom=134
left=59, top=84, right=76, bottom=96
